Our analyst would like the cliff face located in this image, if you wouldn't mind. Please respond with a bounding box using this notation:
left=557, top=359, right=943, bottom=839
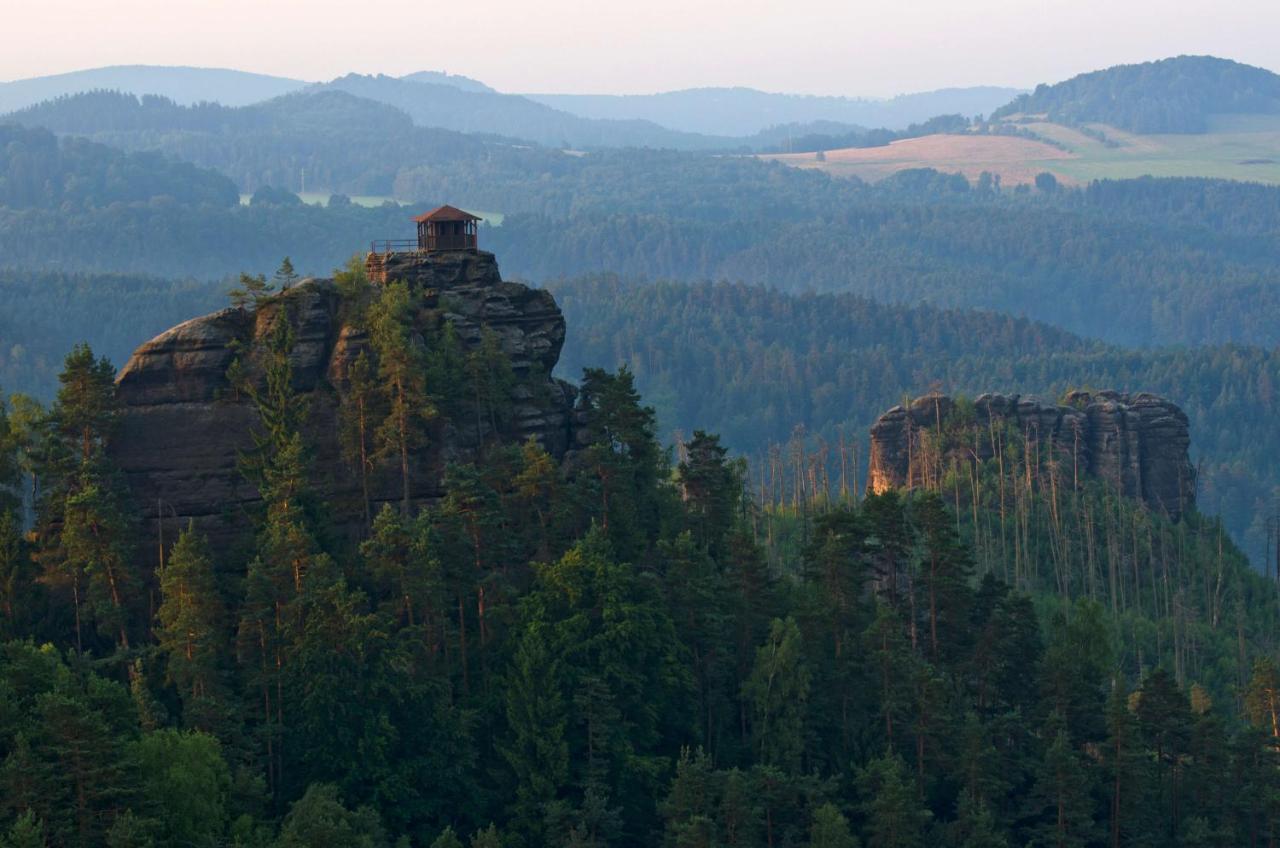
left=867, top=391, right=1195, bottom=518
left=109, top=250, right=576, bottom=553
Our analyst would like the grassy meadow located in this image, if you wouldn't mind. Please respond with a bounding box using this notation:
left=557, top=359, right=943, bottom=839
left=766, top=113, right=1280, bottom=185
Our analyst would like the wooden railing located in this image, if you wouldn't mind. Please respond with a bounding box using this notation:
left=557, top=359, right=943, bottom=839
left=369, top=235, right=478, bottom=254
left=369, top=239, right=420, bottom=254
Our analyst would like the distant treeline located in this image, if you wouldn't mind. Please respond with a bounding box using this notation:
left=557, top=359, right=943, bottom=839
left=3, top=122, right=1280, bottom=350
left=552, top=275, right=1280, bottom=567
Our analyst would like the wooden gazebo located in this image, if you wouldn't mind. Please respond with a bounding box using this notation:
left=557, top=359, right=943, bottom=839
left=414, top=205, right=481, bottom=252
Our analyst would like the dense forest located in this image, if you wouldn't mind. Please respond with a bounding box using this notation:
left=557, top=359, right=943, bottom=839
left=2, top=273, right=1280, bottom=847
left=3, top=90, right=541, bottom=195
left=551, top=276, right=1280, bottom=568
left=0, top=124, right=238, bottom=208
left=4, top=112, right=1280, bottom=349
left=2, top=264, right=1277, bottom=567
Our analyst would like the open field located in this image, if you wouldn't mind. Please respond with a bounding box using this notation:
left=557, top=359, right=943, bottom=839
left=764, top=114, right=1280, bottom=185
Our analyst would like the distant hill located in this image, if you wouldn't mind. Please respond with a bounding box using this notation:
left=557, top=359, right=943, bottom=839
left=0, top=64, right=307, bottom=113
left=0, top=88, right=539, bottom=194
left=526, top=85, right=1024, bottom=135
left=992, top=55, right=1280, bottom=133
left=399, top=70, right=495, bottom=93
left=316, top=73, right=741, bottom=150
left=0, top=122, right=238, bottom=208
left=6, top=88, right=415, bottom=136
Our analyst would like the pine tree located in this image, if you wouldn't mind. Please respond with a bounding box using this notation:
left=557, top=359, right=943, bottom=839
left=0, top=510, right=35, bottom=639
left=228, top=272, right=274, bottom=309
left=362, top=504, right=443, bottom=629
left=678, top=430, right=742, bottom=560
left=464, top=327, right=515, bottom=440
left=276, top=783, right=388, bottom=848
left=1101, top=683, right=1149, bottom=848
left=912, top=492, right=974, bottom=663
left=575, top=366, right=664, bottom=556
left=429, top=827, right=465, bottom=848
left=500, top=626, right=569, bottom=841
left=1, top=811, right=47, bottom=848
left=1134, top=668, right=1192, bottom=839
left=950, top=795, right=1007, bottom=848
left=339, top=350, right=380, bottom=529
left=59, top=478, right=135, bottom=652
left=48, top=344, right=117, bottom=467
left=744, top=617, right=810, bottom=773
left=858, top=752, right=931, bottom=848
left=369, top=281, right=431, bottom=514
left=156, top=523, right=226, bottom=728
left=660, top=748, right=719, bottom=848
left=36, top=346, right=133, bottom=657
left=274, top=256, right=300, bottom=291
left=1244, top=657, right=1280, bottom=741
left=1024, top=716, right=1097, bottom=848
left=808, top=802, right=859, bottom=848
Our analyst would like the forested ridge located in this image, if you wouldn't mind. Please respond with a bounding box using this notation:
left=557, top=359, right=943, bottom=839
left=552, top=276, right=1280, bottom=567
left=5, top=115, right=1280, bottom=348
left=2, top=269, right=1280, bottom=847
left=1, top=262, right=1276, bottom=565
left=991, top=55, right=1280, bottom=133
left=4, top=90, right=545, bottom=195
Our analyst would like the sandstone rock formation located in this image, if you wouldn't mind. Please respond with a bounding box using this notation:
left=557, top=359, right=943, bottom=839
left=866, top=391, right=1195, bottom=518
left=109, top=250, right=576, bottom=556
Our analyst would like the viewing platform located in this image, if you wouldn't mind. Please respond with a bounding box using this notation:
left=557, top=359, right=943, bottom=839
left=367, top=204, right=482, bottom=283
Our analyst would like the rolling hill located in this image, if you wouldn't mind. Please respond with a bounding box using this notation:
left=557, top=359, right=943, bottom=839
left=0, top=88, right=555, bottom=195
left=0, top=64, right=307, bottom=113
left=528, top=85, right=1025, bottom=135
left=993, top=55, right=1280, bottom=133
left=316, top=73, right=743, bottom=150
left=767, top=56, right=1280, bottom=186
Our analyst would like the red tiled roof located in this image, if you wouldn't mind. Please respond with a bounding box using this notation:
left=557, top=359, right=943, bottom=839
left=413, top=204, right=482, bottom=223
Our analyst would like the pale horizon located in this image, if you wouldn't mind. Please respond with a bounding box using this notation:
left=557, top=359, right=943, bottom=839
left=3, top=0, right=1278, bottom=98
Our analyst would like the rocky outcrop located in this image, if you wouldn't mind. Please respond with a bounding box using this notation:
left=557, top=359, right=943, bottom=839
left=109, top=250, right=576, bottom=555
left=866, top=391, right=1195, bottom=518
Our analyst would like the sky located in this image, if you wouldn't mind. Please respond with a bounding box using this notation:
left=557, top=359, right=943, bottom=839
left=3, top=0, right=1278, bottom=96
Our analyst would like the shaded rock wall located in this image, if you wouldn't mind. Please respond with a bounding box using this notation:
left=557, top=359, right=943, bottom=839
left=109, top=250, right=576, bottom=557
left=866, top=391, right=1195, bottom=518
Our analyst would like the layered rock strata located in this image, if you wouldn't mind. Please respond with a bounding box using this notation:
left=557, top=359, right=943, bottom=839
left=866, top=391, right=1195, bottom=518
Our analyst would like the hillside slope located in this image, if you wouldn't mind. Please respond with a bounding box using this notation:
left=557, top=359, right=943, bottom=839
left=993, top=55, right=1280, bottom=133
left=318, top=73, right=741, bottom=150
left=527, top=85, right=1023, bottom=135
left=0, top=64, right=307, bottom=112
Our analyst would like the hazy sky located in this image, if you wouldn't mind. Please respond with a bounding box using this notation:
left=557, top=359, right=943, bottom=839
left=3, top=0, right=1277, bottom=96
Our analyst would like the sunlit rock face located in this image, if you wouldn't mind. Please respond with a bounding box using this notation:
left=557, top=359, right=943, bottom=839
left=867, top=390, right=1195, bottom=519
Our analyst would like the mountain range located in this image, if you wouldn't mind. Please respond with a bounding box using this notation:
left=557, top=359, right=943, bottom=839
left=0, top=64, right=1020, bottom=150
left=527, top=85, right=1024, bottom=135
